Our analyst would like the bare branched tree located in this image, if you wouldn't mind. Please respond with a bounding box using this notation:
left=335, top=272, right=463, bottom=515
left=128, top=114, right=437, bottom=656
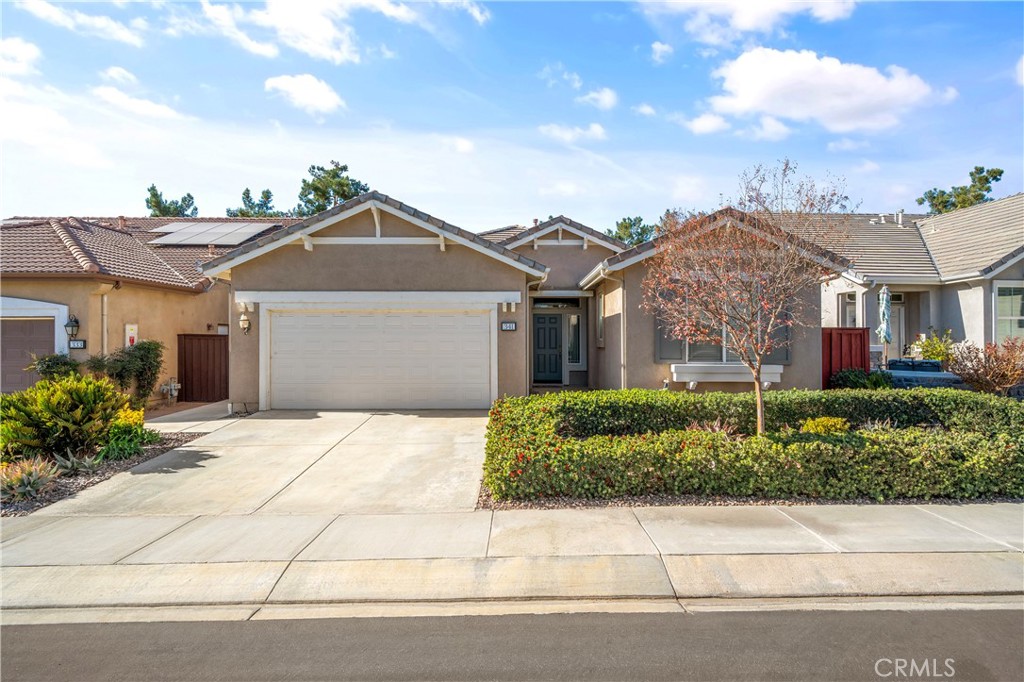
left=642, top=161, right=851, bottom=434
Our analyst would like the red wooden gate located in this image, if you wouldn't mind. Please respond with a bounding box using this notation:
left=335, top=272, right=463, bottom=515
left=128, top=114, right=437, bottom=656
left=177, top=334, right=228, bottom=402
left=821, top=327, right=870, bottom=388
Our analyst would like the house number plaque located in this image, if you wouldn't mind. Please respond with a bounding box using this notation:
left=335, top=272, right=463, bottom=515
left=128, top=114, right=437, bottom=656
left=500, top=321, right=517, bottom=331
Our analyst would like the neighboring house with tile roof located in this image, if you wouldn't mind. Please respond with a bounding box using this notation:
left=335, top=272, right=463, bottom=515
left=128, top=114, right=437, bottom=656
left=815, top=194, right=1023, bottom=357
left=0, top=215, right=294, bottom=395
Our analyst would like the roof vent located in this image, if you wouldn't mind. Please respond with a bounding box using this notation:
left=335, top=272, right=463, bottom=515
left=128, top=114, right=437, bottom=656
left=533, top=218, right=539, bottom=227
left=118, top=216, right=127, bottom=230
left=877, top=213, right=886, bottom=224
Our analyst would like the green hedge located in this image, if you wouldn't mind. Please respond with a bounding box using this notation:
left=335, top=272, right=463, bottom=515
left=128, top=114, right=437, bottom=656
left=531, top=388, right=1024, bottom=438
left=483, top=389, right=1024, bottom=501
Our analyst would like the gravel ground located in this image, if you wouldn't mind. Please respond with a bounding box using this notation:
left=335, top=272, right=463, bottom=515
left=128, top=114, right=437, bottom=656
left=476, top=482, right=1022, bottom=510
left=1, top=432, right=204, bottom=517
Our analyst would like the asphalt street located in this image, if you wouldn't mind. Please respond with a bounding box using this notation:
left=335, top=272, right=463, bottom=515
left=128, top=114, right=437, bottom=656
left=3, top=609, right=1022, bottom=681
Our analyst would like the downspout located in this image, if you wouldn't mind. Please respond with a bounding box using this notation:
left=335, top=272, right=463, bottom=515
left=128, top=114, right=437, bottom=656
left=101, top=293, right=108, bottom=354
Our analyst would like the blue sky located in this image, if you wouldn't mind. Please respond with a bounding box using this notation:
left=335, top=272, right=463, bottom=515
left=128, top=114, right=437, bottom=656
left=2, top=1, right=1022, bottom=231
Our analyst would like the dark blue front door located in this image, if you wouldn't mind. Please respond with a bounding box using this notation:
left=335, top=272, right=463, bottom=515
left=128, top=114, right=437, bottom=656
left=533, top=314, right=562, bottom=383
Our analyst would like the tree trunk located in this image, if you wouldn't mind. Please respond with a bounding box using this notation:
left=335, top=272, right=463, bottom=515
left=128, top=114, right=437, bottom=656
left=752, top=367, right=765, bottom=435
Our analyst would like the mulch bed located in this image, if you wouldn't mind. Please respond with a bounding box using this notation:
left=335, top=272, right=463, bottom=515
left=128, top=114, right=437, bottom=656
left=476, top=482, right=1022, bottom=510
left=1, top=432, right=205, bottom=517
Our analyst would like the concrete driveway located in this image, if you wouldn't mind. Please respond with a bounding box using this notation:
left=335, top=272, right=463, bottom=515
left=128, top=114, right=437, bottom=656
left=36, top=410, right=488, bottom=516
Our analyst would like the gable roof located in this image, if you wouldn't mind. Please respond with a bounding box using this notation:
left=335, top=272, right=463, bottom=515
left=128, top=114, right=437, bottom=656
left=915, top=193, right=1024, bottom=279
left=487, top=216, right=628, bottom=252
left=201, top=191, right=549, bottom=277
left=580, top=207, right=853, bottom=289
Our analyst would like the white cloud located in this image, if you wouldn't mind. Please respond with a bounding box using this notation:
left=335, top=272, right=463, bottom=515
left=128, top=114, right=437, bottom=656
left=441, top=0, right=491, bottom=25
left=0, top=37, right=42, bottom=77
left=643, top=0, right=857, bottom=46
left=196, top=0, right=487, bottom=65
left=1018, top=55, right=1024, bottom=86
left=539, top=62, right=581, bottom=90
left=708, top=48, right=938, bottom=133
left=538, top=123, right=607, bottom=144
left=265, top=74, right=345, bottom=116
left=378, top=43, right=397, bottom=59
left=539, top=181, right=585, bottom=198
left=672, top=112, right=730, bottom=135
left=91, top=86, right=186, bottom=120
left=746, top=115, right=790, bottom=141
left=99, top=66, right=137, bottom=85
left=444, top=136, right=474, bottom=153
left=632, top=103, right=656, bottom=117
left=854, top=159, right=880, bottom=173
left=200, top=0, right=279, bottom=58
left=576, top=87, right=618, bottom=110
left=19, top=0, right=146, bottom=47
left=651, top=41, right=674, bottom=64
left=827, top=137, right=867, bottom=152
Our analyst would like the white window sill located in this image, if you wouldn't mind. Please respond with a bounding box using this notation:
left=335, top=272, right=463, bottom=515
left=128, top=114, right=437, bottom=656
left=671, top=363, right=783, bottom=387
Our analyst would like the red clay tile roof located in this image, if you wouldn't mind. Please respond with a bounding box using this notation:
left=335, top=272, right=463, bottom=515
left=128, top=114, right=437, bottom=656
left=1, top=216, right=297, bottom=289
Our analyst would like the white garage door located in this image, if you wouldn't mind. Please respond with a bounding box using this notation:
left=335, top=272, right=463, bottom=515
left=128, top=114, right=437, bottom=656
left=268, top=310, right=492, bottom=409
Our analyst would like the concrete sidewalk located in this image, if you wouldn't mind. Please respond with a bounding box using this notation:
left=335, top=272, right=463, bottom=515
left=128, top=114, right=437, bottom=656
left=2, top=503, right=1021, bottom=623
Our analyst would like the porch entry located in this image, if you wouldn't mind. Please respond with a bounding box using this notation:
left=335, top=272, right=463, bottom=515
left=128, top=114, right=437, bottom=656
left=533, top=314, right=562, bottom=383
left=531, top=296, right=587, bottom=386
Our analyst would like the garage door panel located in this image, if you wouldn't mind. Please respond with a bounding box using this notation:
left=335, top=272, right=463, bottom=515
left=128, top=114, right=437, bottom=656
left=269, top=310, right=491, bottom=409
left=1, top=318, right=54, bottom=393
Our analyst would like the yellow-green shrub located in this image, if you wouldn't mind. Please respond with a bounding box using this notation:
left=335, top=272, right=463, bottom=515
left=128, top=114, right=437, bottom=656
left=799, top=417, right=851, bottom=435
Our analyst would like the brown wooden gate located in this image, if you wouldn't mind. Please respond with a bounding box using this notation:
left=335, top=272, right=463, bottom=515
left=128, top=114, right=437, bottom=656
left=821, top=327, right=871, bottom=388
left=177, top=334, right=228, bottom=402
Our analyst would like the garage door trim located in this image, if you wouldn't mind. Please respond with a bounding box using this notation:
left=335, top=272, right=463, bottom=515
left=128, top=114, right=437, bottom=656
left=254, top=292, right=515, bottom=410
left=0, top=296, right=70, bottom=355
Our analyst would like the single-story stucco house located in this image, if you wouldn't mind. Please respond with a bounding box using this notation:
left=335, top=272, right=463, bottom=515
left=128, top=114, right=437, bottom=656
left=6, top=192, right=1019, bottom=409
left=815, top=193, right=1024, bottom=358
left=0, top=215, right=299, bottom=396
left=200, top=193, right=844, bottom=412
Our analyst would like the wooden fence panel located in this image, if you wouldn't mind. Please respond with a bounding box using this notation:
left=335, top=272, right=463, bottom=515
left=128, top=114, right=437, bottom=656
left=177, top=334, right=228, bottom=402
left=821, top=327, right=871, bottom=388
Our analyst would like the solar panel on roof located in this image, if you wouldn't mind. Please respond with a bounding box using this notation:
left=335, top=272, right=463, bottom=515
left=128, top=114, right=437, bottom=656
left=150, top=222, right=279, bottom=246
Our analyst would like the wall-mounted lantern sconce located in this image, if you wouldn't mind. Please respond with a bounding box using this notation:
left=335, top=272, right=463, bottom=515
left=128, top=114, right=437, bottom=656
left=239, top=313, right=251, bottom=335
left=64, top=315, right=80, bottom=339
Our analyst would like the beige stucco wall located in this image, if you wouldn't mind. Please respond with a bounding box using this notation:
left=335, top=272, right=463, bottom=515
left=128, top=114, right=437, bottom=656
left=592, top=278, right=624, bottom=389
left=513, top=242, right=613, bottom=291
left=589, top=262, right=823, bottom=391
left=225, top=211, right=533, bottom=409
left=1, top=277, right=229, bottom=400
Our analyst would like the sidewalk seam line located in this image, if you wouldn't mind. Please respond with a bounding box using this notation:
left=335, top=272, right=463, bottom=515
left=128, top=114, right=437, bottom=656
left=771, top=507, right=845, bottom=553
left=632, top=508, right=676, bottom=599
left=262, top=514, right=342, bottom=604
left=484, top=509, right=494, bottom=558
left=112, top=515, right=202, bottom=564
left=913, top=506, right=1020, bottom=551
left=250, top=413, right=376, bottom=514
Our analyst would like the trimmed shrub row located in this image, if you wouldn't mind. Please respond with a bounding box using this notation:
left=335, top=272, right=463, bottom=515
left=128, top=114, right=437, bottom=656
left=483, top=389, right=1024, bottom=501
left=536, top=388, right=1024, bottom=438
left=484, top=427, right=1024, bottom=501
